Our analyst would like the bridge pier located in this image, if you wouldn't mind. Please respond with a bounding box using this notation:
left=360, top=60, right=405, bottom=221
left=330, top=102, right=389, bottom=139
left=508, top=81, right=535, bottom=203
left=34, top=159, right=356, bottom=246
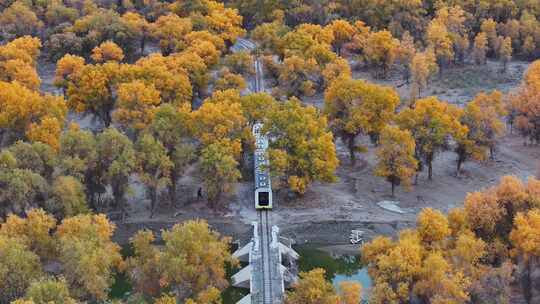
left=232, top=221, right=299, bottom=304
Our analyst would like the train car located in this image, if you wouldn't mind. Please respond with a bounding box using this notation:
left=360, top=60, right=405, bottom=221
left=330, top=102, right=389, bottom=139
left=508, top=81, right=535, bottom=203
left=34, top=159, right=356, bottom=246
left=253, top=123, right=273, bottom=209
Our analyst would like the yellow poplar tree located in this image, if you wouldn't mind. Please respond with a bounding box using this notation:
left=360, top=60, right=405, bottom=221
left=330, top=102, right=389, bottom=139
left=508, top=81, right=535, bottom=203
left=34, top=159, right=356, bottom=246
left=425, top=20, right=454, bottom=71
left=409, top=49, right=438, bottom=101
left=374, top=126, right=418, bottom=197
left=473, top=32, right=488, bottom=65
left=286, top=268, right=340, bottom=304
left=55, top=214, right=123, bottom=301
left=498, top=36, right=512, bottom=72
left=324, top=76, right=400, bottom=164
left=397, top=97, right=466, bottom=180
left=113, top=80, right=161, bottom=132
left=151, top=14, right=193, bottom=55
left=326, top=19, right=356, bottom=55
left=90, top=41, right=125, bottom=63
left=364, top=30, right=400, bottom=78
left=268, top=98, right=338, bottom=194
left=54, top=54, right=85, bottom=94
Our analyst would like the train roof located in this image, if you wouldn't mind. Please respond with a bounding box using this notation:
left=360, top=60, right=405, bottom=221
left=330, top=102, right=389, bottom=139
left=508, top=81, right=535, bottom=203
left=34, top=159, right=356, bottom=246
left=253, top=122, right=271, bottom=190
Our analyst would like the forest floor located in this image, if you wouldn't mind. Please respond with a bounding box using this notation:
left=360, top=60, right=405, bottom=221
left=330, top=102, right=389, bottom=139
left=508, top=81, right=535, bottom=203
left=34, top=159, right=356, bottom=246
left=37, top=56, right=539, bottom=253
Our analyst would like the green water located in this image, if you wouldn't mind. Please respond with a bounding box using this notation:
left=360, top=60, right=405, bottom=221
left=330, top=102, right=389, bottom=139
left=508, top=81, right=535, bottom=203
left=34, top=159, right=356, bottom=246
left=295, top=245, right=372, bottom=297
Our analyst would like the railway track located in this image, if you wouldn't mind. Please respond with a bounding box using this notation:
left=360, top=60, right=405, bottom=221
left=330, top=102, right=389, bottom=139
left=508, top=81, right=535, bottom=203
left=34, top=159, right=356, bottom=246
left=259, top=210, right=274, bottom=304
left=255, top=55, right=275, bottom=303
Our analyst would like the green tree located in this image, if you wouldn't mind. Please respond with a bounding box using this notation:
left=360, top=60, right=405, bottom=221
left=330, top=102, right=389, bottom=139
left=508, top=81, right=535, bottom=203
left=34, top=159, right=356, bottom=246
left=45, top=0, right=79, bottom=27
left=148, top=104, right=195, bottom=204
left=8, top=141, right=57, bottom=181
left=125, top=230, right=162, bottom=296
left=160, top=220, right=236, bottom=298
left=199, top=139, right=241, bottom=205
left=0, top=2, right=43, bottom=40
left=96, top=128, right=136, bottom=217
left=0, top=235, right=43, bottom=304
left=24, top=277, right=76, bottom=304
left=58, top=125, right=101, bottom=208
left=70, top=9, right=137, bottom=56
left=49, top=176, right=89, bottom=218
left=0, top=168, right=48, bottom=217
left=251, top=21, right=289, bottom=55
left=136, top=134, right=172, bottom=217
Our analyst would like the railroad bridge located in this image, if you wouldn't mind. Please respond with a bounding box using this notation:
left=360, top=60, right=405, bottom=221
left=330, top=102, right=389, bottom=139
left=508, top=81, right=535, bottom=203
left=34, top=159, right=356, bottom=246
left=231, top=219, right=299, bottom=304
left=229, top=43, right=299, bottom=303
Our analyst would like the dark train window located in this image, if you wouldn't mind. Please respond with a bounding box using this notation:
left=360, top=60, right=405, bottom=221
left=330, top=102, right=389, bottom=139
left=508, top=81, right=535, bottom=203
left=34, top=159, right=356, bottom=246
left=258, top=192, right=270, bottom=206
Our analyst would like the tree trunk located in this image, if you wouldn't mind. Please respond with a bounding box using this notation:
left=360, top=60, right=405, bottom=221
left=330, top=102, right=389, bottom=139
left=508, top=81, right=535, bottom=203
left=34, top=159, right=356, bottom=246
left=428, top=161, right=433, bottom=180
left=348, top=135, right=356, bottom=166
left=169, top=171, right=178, bottom=206
left=456, top=156, right=463, bottom=176
left=149, top=187, right=157, bottom=218
left=112, top=184, right=126, bottom=221
left=209, top=189, right=221, bottom=210
left=391, top=181, right=395, bottom=197
left=140, top=36, right=146, bottom=56
left=426, top=153, right=434, bottom=180
left=104, top=111, right=112, bottom=127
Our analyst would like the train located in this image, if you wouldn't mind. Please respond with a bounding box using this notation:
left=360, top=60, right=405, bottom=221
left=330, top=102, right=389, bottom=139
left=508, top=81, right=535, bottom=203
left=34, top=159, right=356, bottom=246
left=253, top=122, right=273, bottom=209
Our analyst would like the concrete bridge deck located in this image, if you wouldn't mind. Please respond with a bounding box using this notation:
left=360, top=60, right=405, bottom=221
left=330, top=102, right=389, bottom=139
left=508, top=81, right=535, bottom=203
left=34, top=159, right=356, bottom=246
left=232, top=212, right=298, bottom=304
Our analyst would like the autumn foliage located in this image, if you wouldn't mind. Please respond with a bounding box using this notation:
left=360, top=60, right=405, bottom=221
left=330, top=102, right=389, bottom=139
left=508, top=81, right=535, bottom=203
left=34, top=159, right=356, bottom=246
left=363, top=176, right=540, bottom=304
left=2, top=0, right=540, bottom=303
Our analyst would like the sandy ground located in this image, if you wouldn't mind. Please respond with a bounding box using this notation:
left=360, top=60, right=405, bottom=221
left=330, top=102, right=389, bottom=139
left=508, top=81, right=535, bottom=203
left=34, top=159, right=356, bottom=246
left=116, top=60, right=539, bottom=252
left=36, top=54, right=539, bottom=252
